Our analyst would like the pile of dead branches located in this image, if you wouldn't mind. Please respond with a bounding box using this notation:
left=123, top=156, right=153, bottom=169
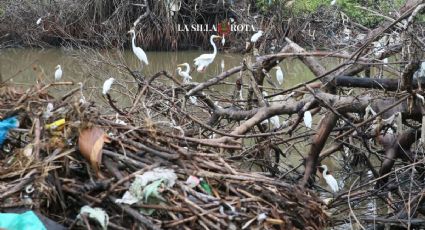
left=0, top=81, right=328, bottom=229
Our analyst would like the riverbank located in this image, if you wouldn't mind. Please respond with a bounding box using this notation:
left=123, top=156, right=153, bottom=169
left=0, top=0, right=369, bottom=52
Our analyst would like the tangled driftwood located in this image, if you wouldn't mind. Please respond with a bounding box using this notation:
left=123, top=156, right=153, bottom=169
left=0, top=81, right=328, bottom=229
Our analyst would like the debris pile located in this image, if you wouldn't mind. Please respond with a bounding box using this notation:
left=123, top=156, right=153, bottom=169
left=0, top=83, right=328, bottom=229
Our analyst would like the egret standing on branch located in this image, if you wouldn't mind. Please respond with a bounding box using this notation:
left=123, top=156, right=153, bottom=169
left=102, top=78, right=115, bottom=95
left=194, top=35, right=222, bottom=72
left=274, top=66, right=284, bottom=85
left=78, top=82, right=86, bottom=104
left=319, top=165, right=339, bottom=193
left=177, top=63, right=192, bottom=83
left=128, top=29, right=149, bottom=67
left=54, top=65, right=62, bottom=81
left=303, top=111, right=312, bottom=128
left=250, top=30, right=263, bottom=43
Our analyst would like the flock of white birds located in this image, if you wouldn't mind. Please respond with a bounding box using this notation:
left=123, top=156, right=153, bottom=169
left=50, top=28, right=288, bottom=101
left=49, top=27, right=318, bottom=133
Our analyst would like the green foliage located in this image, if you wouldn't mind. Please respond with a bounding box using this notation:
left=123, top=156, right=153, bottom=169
left=255, top=0, right=409, bottom=27
left=338, top=0, right=381, bottom=27
left=292, top=0, right=329, bottom=13
left=338, top=0, right=406, bottom=27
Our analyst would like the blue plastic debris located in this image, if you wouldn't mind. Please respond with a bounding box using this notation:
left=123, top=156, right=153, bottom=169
left=0, top=211, right=46, bottom=230
left=0, top=116, right=19, bottom=146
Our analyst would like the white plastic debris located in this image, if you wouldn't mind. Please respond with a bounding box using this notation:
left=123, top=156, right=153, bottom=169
left=257, top=213, right=267, bottom=222
left=115, top=168, right=177, bottom=205
left=133, top=168, right=177, bottom=188
left=115, top=191, right=139, bottom=205
left=77, top=206, right=109, bottom=230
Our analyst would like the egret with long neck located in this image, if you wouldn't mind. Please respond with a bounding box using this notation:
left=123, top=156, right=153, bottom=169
left=194, top=35, right=221, bottom=72
left=177, top=63, right=192, bottom=83
left=128, top=29, right=149, bottom=67
left=319, top=165, right=339, bottom=193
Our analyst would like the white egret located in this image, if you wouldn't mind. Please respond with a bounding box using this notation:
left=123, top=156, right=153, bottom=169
left=102, top=78, right=115, bottom=95
left=331, top=0, right=337, bottom=5
left=221, top=35, right=225, bottom=46
left=260, top=115, right=280, bottom=129
left=128, top=29, right=149, bottom=66
left=270, top=116, right=280, bottom=129
left=383, top=58, right=388, bottom=66
left=303, top=111, right=312, bottom=128
left=54, top=65, right=62, bottom=81
left=319, top=165, right=339, bottom=193
left=36, top=18, right=42, bottom=25
left=115, top=113, right=127, bottom=125
left=214, top=101, right=223, bottom=109
left=177, top=63, right=192, bottom=83
left=189, top=96, right=197, bottom=105
left=413, top=62, right=425, bottom=90
left=274, top=66, right=284, bottom=85
left=43, top=103, right=54, bottom=119
left=78, top=82, right=86, bottom=104
left=194, top=35, right=222, bottom=72
left=250, top=30, right=263, bottom=43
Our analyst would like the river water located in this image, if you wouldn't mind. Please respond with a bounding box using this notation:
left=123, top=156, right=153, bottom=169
left=0, top=48, right=315, bottom=85
left=0, top=48, right=380, bottom=228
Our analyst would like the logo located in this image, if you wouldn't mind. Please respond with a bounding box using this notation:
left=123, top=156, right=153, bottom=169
left=177, top=18, right=256, bottom=33
left=217, top=20, right=231, bottom=36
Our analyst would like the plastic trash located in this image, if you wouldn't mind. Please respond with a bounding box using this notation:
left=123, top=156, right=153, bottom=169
left=116, top=168, right=177, bottom=205
left=0, top=211, right=46, bottom=230
left=45, top=118, right=65, bottom=130
left=185, top=175, right=200, bottom=188
left=77, top=206, right=109, bottom=230
left=200, top=178, right=213, bottom=195
left=0, top=116, right=19, bottom=147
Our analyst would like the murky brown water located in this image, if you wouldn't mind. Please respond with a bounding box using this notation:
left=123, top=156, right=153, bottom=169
left=0, top=48, right=315, bottom=84
left=0, top=48, right=316, bottom=114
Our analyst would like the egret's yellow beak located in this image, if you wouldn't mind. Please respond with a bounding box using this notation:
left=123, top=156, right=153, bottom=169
left=177, top=64, right=185, bottom=67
